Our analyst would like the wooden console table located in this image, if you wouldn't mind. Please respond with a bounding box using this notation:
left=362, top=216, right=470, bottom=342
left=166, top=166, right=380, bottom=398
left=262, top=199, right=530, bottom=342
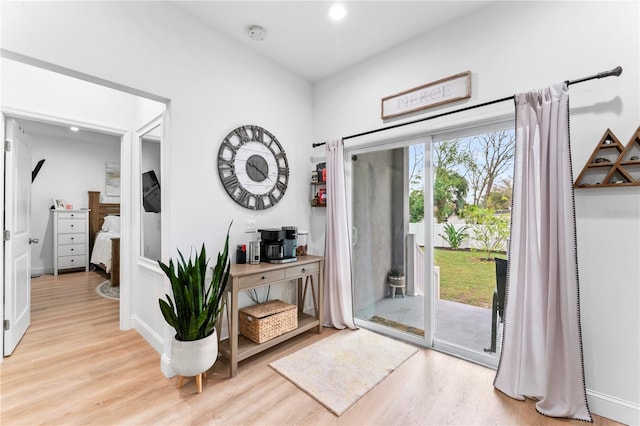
left=218, top=255, right=324, bottom=377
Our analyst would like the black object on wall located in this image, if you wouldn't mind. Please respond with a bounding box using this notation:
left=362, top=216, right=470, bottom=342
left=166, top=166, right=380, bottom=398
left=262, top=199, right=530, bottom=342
left=142, top=170, right=161, bottom=213
left=32, top=159, right=45, bottom=182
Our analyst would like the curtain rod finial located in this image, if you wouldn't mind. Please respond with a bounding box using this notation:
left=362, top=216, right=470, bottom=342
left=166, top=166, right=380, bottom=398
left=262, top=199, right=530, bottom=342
left=611, top=66, right=623, bottom=77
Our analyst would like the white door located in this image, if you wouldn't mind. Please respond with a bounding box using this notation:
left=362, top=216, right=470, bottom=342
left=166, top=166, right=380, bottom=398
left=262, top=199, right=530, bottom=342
left=4, top=118, right=32, bottom=356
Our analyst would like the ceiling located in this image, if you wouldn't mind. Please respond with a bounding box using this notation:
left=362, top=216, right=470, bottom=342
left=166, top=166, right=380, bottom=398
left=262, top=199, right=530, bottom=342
left=15, top=118, right=120, bottom=145
left=13, top=2, right=493, bottom=139
left=171, top=1, right=492, bottom=82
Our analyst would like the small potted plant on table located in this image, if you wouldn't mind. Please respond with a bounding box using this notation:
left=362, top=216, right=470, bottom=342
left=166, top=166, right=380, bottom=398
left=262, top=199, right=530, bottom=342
left=158, top=223, right=231, bottom=393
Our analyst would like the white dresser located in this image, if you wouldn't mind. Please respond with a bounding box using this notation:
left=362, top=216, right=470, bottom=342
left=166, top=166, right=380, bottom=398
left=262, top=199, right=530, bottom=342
left=52, top=209, right=90, bottom=275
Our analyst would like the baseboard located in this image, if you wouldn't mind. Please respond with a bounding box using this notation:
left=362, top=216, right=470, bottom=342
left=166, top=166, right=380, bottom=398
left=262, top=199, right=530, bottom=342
left=588, top=389, right=640, bottom=425
left=160, top=353, right=176, bottom=378
left=30, top=266, right=52, bottom=276
left=131, top=314, right=164, bottom=355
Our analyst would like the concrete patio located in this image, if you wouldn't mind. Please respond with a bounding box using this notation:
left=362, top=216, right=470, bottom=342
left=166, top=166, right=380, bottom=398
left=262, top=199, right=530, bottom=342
left=356, top=295, right=502, bottom=356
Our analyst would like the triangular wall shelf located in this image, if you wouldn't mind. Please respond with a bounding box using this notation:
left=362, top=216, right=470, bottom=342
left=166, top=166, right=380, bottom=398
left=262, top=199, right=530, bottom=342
left=575, top=126, right=640, bottom=188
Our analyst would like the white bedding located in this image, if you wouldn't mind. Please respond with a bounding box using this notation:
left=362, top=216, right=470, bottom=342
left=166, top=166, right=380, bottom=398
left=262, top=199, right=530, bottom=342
left=90, top=231, right=119, bottom=273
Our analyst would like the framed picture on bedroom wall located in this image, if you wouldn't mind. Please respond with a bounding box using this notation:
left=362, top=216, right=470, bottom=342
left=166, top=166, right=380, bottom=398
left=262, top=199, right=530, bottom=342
left=105, top=162, right=121, bottom=197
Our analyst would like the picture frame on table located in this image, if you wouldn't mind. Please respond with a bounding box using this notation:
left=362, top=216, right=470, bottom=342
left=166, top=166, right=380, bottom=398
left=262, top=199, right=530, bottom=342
left=53, top=198, right=65, bottom=210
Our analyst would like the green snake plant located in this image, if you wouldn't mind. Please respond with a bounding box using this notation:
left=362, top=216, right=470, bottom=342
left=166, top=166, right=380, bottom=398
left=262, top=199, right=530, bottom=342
left=158, top=222, right=231, bottom=341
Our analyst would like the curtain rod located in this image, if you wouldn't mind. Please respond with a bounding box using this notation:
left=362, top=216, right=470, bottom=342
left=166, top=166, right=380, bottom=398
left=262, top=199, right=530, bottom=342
left=312, top=66, right=622, bottom=148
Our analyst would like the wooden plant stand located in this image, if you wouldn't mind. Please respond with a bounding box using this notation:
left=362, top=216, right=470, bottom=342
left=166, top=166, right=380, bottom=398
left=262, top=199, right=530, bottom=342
left=176, top=371, right=208, bottom=394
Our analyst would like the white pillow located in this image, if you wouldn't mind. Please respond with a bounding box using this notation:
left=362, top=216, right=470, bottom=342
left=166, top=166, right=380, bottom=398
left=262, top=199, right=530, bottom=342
left=101, top=215, right=121, bottom=233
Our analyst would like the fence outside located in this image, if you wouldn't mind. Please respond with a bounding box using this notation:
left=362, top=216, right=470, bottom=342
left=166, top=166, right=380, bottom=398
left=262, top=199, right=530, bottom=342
left=409, top=222, right=507, bottom=252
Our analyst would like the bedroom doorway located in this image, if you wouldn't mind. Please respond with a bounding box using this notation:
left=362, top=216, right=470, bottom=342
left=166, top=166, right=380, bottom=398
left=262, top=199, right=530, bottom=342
left=1, top=56, right=168, bottom=358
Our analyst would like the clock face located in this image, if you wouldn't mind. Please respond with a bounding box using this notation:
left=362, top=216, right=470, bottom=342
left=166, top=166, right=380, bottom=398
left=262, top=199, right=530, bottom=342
left=217, top=125, right=289, bottom=210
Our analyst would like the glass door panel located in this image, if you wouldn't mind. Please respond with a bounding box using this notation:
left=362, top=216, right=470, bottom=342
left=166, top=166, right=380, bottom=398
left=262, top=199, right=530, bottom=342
left=431, top=128, right=514, bottom=365
left=352, top=143, right=426, bottom=338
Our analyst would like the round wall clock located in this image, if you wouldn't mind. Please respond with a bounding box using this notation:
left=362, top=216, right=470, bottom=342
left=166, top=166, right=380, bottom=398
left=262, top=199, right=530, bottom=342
left=217, top=125, right=289, bottom=210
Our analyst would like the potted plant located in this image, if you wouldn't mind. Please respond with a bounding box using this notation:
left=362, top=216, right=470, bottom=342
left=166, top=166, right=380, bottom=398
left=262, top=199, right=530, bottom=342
left=388, top=266, right=405, bottom=285
left=158, top=223, right=231, bottom=390
left=388, top=266, right=406, bottom=298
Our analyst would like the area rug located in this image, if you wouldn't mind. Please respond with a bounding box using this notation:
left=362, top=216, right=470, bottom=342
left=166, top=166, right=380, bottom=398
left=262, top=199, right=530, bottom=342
left=96, top=280, right=119, bottom=300
left=269, top=328, right=418, bottom=416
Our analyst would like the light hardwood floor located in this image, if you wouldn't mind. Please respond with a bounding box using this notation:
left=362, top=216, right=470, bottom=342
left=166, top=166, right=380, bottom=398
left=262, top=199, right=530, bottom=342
left=1, top=271, right=620, bottom=425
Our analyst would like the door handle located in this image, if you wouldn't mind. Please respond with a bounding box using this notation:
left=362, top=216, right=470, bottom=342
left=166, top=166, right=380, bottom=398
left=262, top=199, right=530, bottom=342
left=351, top=227, right=358, bottom=245
left=29, top=238, right=40, bottom=245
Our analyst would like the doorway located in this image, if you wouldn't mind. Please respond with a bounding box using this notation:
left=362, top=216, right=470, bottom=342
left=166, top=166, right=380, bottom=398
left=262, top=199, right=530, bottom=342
left=350, top=120, right=514, bottom=367
left=1, top=56, right=166, bottom=358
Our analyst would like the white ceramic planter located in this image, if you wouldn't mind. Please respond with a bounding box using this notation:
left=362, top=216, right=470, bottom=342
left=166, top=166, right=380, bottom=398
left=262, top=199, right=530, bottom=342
left=171, top=330, right=219, bottom=377
left=389, top=275, right=406, bottom=286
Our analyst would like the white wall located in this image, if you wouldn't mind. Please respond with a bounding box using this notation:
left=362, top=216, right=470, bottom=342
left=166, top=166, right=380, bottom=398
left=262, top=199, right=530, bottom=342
left=28, top=131, right=120, bottom=274
left=313, top=2, right=639, bottom=424
left=1, top=1, right=313, bottom=376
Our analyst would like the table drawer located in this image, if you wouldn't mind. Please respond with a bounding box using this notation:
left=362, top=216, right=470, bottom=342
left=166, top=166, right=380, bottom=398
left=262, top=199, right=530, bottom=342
left=57, top=244, right=85, bottom=256
left=58, top=233, right=86, bottom=245
left=239, top=269, right=285, bottom=288
left=285, top=262, right=319, bottom=279
left=58, top=219, right=85, bottom=233
left=58, top=255, right=86, bottom=269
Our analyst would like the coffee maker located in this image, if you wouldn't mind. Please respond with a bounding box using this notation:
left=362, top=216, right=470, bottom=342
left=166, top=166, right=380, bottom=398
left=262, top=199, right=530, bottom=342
left=259, top=226, right=297, bottom=264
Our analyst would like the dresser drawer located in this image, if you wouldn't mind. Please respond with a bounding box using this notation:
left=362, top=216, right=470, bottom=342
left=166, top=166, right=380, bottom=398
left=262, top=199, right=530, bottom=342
left=56, top=212, right=85, bottom=219
left=238, top=269, right=285, bottom=288
left=58, top=233, right=85, bottom=245
left=57, top=244, right=85, bottom=256
left=58, top=255, right=86, bottom=269
left=58, top=219, right=85, bottom=233
left=285, top=262, right=320, bottom=279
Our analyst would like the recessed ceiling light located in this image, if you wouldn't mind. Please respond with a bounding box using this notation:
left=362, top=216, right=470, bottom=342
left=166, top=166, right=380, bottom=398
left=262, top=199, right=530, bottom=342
left=69, top=126, right=79, bottom=132
left=328, top=4, right=347, bottom=21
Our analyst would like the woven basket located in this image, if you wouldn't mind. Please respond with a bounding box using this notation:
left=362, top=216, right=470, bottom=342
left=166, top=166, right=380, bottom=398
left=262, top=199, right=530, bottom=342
left=239, top=300, right=297, bottom=344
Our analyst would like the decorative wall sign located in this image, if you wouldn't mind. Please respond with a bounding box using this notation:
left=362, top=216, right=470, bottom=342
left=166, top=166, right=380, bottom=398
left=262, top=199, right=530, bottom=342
left=381, top=71, right=471, bottom=119
left=105, top=162, right=121, bottom=196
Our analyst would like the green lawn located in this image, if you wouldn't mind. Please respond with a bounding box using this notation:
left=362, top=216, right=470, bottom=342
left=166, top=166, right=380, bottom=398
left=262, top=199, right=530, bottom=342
left=434, top=248, right=505, bottom=309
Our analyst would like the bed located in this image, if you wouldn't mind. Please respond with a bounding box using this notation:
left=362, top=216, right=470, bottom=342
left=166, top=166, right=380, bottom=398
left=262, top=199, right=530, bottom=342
left=88, top=191, right=121, bottom=287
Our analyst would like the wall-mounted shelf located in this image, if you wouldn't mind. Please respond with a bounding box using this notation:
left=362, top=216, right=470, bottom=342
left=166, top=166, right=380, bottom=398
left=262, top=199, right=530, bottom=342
left=310, top=162, right=327, bottom=207
left=310, top=181, right=326, bottom=207
left=574, top=127, right=640, bottom=188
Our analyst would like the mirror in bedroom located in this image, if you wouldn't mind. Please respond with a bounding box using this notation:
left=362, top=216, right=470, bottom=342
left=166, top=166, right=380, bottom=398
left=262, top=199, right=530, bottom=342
left=140, top=121, right=162, bottom=261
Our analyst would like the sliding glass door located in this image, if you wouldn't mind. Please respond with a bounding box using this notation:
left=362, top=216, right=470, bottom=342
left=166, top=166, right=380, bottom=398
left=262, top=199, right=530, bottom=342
left=350, top=121, right=513, bottom=367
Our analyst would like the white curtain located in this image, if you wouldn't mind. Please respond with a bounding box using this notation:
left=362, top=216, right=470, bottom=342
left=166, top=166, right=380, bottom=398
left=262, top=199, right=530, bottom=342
left=322, top=139, right=356, bottom=329
left=494, top=83, right=591, bottom=421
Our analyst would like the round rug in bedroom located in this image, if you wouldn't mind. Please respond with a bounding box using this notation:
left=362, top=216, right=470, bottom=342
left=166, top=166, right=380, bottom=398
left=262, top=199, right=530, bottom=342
left=96, top=280, right=119, bottom=300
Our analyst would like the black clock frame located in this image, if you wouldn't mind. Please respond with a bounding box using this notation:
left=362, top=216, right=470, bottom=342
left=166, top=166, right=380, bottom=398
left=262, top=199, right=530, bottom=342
left=217, top=125, right=289, bottom=210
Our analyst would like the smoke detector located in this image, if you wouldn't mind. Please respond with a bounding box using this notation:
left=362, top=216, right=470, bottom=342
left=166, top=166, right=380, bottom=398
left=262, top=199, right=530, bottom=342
left=248, top=25, right=266, bottom=41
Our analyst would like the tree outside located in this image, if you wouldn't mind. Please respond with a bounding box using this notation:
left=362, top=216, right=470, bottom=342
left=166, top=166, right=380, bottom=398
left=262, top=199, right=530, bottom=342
left=463, top=205, right=510, bottom=260
left=408, top=129, right=514, bottom=224
left=464, top=130, right=515, bottom=208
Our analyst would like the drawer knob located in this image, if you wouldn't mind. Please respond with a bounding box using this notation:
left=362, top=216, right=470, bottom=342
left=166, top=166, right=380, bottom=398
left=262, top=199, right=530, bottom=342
left=70, top=259, right=74, bottom=263
left=70, top=225, right=74, bottom=228
left=261, top=276, right=266, bottom=280
left=301, top=268, right=306, bottom=273
left=71, top=248, right=74, bottom=251
left=70, top=237, right=74, bottom=240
